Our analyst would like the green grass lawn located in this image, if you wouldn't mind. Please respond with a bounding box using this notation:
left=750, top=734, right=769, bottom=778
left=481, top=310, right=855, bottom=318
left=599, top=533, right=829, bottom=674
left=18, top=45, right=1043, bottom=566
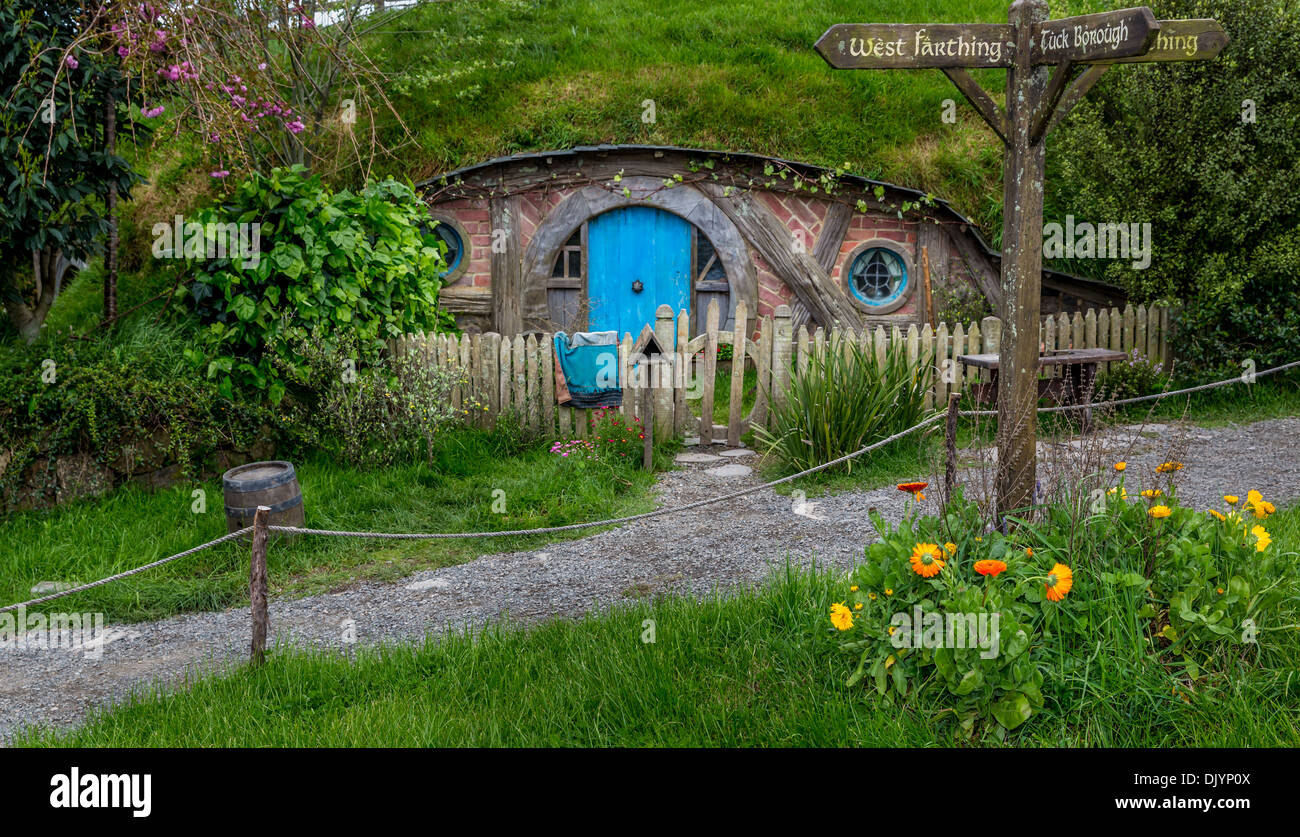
left=18, top=507, right=1300, bottom=747
left=0, top=427, right=669, bottom=622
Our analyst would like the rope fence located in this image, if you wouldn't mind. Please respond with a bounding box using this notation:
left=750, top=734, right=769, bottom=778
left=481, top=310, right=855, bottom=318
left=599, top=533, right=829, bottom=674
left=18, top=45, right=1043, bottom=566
left=4, top=357, right=1297, bottom=620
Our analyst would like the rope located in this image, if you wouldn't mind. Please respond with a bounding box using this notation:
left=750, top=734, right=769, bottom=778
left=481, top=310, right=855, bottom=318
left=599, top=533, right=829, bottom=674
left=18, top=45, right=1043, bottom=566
left=958, top=358, right=1300, bottom=417
left=6, top=357, right=1297, bottom=609
left=0, top=528, right=252, bottom=614
left=268, top=412, right=950, bottom=540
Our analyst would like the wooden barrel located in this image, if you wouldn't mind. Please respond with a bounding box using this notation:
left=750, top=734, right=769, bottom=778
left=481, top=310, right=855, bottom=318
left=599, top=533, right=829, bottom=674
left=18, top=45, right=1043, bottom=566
left=223, top=461, right=305, bottom=536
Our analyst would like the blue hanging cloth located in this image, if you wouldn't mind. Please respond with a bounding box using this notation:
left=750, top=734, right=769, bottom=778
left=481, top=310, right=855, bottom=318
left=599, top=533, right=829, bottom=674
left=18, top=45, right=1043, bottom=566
left=552, top=331, right=622, bottom=409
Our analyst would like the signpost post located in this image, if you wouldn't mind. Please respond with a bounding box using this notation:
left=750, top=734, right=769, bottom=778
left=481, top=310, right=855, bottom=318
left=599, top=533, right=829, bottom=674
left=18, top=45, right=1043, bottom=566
left=815, top=1, right=1226, bottom=522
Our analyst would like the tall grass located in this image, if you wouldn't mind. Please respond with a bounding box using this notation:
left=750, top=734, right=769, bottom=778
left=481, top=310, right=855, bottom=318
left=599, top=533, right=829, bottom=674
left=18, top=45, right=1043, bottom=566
left=757, top=338, right=929, bottom=473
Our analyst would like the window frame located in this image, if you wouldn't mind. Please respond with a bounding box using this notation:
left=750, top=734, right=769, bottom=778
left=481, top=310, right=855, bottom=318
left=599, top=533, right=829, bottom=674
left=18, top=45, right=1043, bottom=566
left=842, top=238, right=914, bottom=316
left=426, top=212, right=471, bottom=285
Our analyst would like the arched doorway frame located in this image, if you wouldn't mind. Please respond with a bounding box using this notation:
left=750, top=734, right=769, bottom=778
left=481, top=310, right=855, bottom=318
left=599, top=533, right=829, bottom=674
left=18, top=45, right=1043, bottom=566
left=519, top=177, right=756, bottom=335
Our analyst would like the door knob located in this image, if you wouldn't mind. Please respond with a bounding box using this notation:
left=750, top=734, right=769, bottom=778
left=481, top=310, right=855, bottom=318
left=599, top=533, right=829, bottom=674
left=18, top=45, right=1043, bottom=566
left=631, top=279, right=644, bottom=293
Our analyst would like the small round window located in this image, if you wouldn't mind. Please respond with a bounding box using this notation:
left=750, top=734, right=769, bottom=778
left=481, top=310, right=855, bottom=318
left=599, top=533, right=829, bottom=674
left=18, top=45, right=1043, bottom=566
left=431, top=221, right=464, bottom=277
left=847, top=245, right=908, bottom=310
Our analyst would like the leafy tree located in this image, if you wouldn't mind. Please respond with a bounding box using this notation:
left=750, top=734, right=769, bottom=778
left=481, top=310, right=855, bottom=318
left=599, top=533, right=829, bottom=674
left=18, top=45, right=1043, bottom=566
left=0, top=0, right=145, bottom=342
left=1049, top=0, right=1300, bottom=381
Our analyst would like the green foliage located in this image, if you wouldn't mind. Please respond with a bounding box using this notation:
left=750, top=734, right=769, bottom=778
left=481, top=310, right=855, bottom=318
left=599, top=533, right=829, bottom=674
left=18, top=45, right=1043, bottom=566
left=841, top=495, right=1064, bottom=736
left=931, top=281, right=992, bottom=327
left=271, top=330, right=466, bottom=468
left=835, top=475, right=1299, bottom=739
left=1050, top=0, right=1300, bottom=382
left=0, top=320, right=273, bottom=506
left=756, top=338, right=927, bottom=473
left=0, top=0, right=148, bottom=338
left=1095, top=346, right=1169, bottom=402
left=180, top=165, right=454, bottom=402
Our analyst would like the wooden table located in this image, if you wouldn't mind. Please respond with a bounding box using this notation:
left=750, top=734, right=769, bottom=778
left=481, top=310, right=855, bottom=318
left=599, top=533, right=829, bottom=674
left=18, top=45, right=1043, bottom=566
left=957, top=348, right=1126, bottom=432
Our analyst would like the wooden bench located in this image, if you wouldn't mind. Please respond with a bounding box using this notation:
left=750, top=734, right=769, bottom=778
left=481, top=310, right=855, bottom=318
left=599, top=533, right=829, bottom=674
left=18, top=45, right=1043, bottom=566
left=957, top=348, right=1127, bottom=432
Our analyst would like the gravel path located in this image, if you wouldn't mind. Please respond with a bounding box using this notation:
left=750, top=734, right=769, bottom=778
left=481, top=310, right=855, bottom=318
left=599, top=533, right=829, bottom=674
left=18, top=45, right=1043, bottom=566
left=3, top=415, right=1298, bottom=742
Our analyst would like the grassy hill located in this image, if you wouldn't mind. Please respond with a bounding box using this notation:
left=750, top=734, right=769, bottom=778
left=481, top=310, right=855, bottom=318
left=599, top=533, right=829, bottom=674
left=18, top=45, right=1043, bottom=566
left=363, top=0, right=1084, bottom=228
left=34, top=0, right=1126, bottom=340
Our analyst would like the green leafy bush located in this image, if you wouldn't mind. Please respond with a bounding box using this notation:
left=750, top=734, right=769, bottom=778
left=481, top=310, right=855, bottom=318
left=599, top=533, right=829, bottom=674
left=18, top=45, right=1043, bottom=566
left=1050, top=0, right=1300, bottom=382
left=180, top=165, right=455, bottom=402
left=272, top=330, right=465, bottom=468
left=1094, top=346, right=1169, bottom=402
left=756, top=338, right=927, bottom=473
left=832, top=467, right=1298, bottom=738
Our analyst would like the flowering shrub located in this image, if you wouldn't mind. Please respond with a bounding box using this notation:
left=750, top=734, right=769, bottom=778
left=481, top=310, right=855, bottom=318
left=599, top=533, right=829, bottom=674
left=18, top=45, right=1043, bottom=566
left=1095, top=347, right=1168, bottom=402
left=833, top=466, right=1298, bottom=737
left=837, top=491, right=1074, bottom=735
left=549, top=408, right=644, bottom=462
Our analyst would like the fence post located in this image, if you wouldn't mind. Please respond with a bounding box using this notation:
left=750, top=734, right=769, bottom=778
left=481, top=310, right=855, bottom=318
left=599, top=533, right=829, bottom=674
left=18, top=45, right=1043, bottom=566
left=945, top=393, right=960, bottom=502
left=641, top=383, right=654, bottom=471
left=249, top=505, right=270, bottom=667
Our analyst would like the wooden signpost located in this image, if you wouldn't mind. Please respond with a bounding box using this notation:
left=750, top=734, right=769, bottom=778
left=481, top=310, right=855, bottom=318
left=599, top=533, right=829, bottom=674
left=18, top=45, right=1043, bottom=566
left=816, top=1, right=1226, bottom=521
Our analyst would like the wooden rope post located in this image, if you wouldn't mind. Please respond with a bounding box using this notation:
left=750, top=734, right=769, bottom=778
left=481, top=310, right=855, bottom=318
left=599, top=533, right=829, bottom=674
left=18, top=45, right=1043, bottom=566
left=249, top=505, right=270, bottom=667
left=945, top=392, right=960, bottom=502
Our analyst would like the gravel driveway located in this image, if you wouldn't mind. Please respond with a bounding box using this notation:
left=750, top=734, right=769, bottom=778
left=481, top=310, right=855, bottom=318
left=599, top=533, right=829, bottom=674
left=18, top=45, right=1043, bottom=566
left=3, top=415, right=1298, bottom=743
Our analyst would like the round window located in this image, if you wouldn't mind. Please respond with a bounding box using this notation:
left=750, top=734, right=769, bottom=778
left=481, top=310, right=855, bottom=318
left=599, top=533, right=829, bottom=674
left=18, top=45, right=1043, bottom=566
left=848, top=246, right=908, bottom=309
left=431, top=221, right=464, bottom=277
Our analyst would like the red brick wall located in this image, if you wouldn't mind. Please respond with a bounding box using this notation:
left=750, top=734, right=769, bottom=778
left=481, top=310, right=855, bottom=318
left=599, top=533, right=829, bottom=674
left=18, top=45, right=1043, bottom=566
left=437, top=197, right=491, bottom=289
left=430, top=183, right=983, bottom=332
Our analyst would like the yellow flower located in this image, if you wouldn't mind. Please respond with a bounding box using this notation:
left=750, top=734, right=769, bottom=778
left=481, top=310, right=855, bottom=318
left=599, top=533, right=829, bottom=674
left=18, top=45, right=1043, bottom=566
left=1252, top=524, right=1272, bottom=552
left=944, top=542, right=957, bottom=555
left=1025, top=547, right=1034, bottom=558
left=887, top=625, right=897, bottom=636
left=854, top=602, right=863, bottom=610
left=867, top=592, right=877, bottom=600
left=850, top=585, right=858, bottom=592
left=1208, top=509, right=1226, bottom=521
left=910, top=543, right=946, bottom=578
left=1045, top=563, right=1074, bottom=602
left=1114, top=462, right=1127, bottom=472
left=1246, top=490, right=1275, bottom=519
left=1149, top=505, right=1172, bottom=519
left=884, top=588, right=893, bottom=596
left=975, top=536, right=983, bottom=542
left=1224, top=495, right=1239, bottom=505
left=1140, top=489, right=1163, bottom=499
left=1156, top=461, right=1185, bottom=473
left=830, top=602, right=854, bottom=631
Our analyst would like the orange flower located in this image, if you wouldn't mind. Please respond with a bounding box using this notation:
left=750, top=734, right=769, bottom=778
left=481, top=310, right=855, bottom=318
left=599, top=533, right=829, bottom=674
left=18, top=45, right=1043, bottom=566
left=897, top=481, right=928, bottom=501
left=1044, top=563, right=1074, bottom=602
left=974, top=559, right=1008, bottom=577
left=909, top=542, right=945, bottom=578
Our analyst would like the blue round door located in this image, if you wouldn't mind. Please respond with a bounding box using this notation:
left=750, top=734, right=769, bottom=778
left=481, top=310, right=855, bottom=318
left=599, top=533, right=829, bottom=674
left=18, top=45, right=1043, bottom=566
left=586, top=206, right=692, bottom=338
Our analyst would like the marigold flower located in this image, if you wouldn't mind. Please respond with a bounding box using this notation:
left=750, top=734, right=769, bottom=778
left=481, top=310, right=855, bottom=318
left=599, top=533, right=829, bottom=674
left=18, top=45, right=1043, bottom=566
left=974, top=559, right=1008, bottom=577
left=830, top=602, right=854, bottom=631
left=849, top=585, right=858, bottom=592
left=1025, top=547, right=1033, bottom=557
left=1149, top=505, right=1172, bottom=519
left=910, top=542, right=945, bottom=578
left=1156, top=461, right=1185, bottom=473
left=1114, top=462, right=1127, bottom=472
left=884, top=588, right=893, bottom=596
left=867, top=592, right=877, bottom=600
left=1246, top=490, right=1275, bottom=519
left=1140, top=489, right=1163, bottom=499
left=1224, top=495, right=1239, bottom=505
left=1252, top=525, right=1272, bottom=552
left=897, top=481, right=928, bottom=501
left=1208, top=509, right=1226, bottom=521
left=1045, top=563, right=1074, bottom=602
left=944, top=542, right=957, bottom=555
left=854, top=602, right=863, bottom=610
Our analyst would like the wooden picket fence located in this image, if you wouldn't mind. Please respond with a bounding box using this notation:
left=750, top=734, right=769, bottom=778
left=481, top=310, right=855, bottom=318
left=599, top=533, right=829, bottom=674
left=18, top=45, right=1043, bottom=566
left=395, top=301, right=1171, bottom=444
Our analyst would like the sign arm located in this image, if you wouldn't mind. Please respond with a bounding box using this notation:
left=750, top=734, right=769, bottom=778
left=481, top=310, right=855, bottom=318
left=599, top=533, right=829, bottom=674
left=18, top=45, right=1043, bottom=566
left=940, top=68, right=1010, bottom=146
left=1029, top=61, right=1075, bottom=143
left=1042, top=63, right=1110, bottom=136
